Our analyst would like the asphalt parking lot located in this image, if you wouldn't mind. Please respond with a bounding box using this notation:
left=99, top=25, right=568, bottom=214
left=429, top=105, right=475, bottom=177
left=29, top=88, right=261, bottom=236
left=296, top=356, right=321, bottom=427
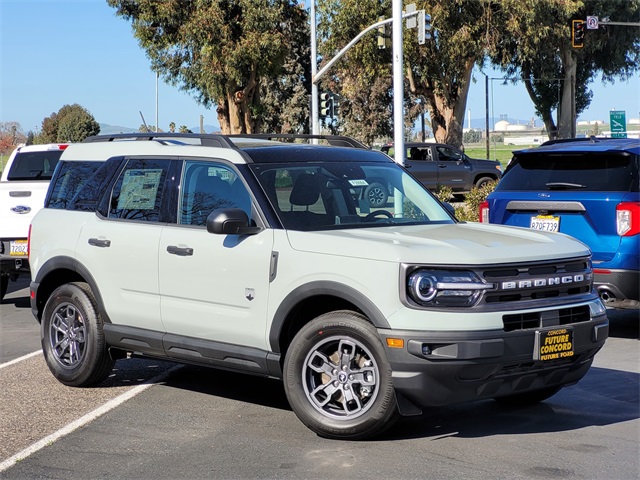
left=1, top=279, right=638, bottom=479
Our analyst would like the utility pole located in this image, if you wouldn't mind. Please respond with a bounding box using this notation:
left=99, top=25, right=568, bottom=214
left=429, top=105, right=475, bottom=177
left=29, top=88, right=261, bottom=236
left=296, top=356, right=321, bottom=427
left=392, top=0, right=404, bottom=166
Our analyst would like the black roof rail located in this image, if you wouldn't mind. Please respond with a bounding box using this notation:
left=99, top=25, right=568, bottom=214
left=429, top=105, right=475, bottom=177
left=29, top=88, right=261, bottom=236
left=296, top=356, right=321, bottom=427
left=82, top=132, right=369, bottom=149
left=82, top=133, right=237, bottom=148
left=227, top=133, right=369, bottom=149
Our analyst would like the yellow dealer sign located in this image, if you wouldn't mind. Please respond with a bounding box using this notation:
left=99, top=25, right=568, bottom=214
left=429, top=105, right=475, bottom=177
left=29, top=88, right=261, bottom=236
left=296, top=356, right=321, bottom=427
left=534, top=328, right=574, bottom=361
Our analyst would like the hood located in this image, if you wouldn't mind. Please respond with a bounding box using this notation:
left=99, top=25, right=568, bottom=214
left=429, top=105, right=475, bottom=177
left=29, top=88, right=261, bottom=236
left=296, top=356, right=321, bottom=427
left=286, top=223, right=590, bottom=265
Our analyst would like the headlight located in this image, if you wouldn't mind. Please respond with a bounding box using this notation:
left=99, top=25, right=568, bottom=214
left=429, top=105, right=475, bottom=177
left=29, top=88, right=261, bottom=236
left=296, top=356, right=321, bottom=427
left=407, top=269, right=494, bottom=307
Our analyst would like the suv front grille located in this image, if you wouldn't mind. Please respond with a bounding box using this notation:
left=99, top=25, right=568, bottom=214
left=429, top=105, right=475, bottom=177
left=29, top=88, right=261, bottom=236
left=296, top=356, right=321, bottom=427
left=502, top=305, right=591, bottom=332
left=481, top=258, right=592, bottom=305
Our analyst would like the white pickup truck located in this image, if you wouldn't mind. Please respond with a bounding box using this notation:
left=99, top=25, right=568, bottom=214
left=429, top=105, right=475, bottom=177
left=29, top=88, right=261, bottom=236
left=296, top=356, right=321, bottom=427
left=0, top=143, right=67, bottom=300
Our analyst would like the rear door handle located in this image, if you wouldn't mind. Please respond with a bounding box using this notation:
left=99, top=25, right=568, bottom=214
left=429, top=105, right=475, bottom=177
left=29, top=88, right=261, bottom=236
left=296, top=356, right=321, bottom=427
left=167, top=245, right=194, bottom=256
left=88, top=238, right=111, bottom=248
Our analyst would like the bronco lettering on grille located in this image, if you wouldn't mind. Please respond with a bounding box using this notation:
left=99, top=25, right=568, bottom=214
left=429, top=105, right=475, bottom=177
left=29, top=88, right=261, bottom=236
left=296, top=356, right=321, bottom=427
left=501, top=274, right=585, bottom=290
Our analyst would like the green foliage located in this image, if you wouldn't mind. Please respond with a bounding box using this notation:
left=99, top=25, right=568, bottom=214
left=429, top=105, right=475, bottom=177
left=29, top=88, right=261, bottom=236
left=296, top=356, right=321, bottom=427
left=454, top=181, right=497, bottom=222
left=463, top=129, right=482, bottom=144
left=433, top=184, right=454, bottom=203
left=317, top=0, right=497, bottom=147
left=37, top=104, right=99, bottom=143
left=107, top=0, right=309, bottom=134
left=316, top=0, right=395, bottom=145
left=489, top=0, right=640, bottom=138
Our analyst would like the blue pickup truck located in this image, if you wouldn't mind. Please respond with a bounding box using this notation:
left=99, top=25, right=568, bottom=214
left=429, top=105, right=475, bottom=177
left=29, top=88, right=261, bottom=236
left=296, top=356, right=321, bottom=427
left=481, top=137, right=639, bottom=309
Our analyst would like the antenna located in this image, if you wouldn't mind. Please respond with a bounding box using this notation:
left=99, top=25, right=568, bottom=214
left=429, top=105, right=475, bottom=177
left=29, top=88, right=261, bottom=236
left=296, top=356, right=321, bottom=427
left=139, top=111, right=149, bottom=132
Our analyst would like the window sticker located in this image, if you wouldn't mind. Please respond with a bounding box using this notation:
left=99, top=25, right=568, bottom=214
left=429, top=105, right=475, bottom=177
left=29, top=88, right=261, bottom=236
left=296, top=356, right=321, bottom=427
left=117, top=169, right=163, bottom=210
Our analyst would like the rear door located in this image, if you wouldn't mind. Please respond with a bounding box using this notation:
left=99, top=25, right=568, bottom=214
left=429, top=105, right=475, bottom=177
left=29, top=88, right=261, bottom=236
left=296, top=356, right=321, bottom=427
left=488, top=152, right=637, bottom=262
left=432, top=145, right=471, bottom=190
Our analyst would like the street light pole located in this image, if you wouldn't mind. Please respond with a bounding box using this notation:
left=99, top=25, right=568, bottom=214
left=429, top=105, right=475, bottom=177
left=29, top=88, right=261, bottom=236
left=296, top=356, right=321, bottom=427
left=392, top=0, right=404, bottom=166
left=310, top=2, right=320, bottom=135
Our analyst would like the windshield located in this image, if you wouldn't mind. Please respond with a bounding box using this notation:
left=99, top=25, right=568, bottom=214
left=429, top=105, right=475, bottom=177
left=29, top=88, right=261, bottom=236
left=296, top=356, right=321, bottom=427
left=249, top=161, right=454, bottom=231
left=7, top=150, right=64, bottom=181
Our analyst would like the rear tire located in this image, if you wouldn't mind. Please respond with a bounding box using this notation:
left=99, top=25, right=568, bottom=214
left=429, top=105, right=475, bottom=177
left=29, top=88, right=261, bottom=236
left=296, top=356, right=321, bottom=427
left=41, top=282, right=114, bottom=387
left=283, top=311, right=399, bottom=440
left=474, top=176, right=494, bottom=189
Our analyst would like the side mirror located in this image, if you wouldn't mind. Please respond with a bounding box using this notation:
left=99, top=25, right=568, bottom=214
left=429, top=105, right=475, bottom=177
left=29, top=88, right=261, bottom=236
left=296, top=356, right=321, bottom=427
left=206, top=208, right=261, bottom=235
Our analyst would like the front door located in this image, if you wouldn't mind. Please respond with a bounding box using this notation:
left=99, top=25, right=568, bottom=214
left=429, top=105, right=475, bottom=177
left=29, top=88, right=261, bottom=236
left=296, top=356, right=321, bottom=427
left=158, top=160, right=274, bottom=350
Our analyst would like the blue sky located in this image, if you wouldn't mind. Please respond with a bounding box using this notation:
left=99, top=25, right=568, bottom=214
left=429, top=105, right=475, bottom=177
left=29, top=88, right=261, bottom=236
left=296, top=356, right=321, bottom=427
left=2, top=0, right=639, bottom=134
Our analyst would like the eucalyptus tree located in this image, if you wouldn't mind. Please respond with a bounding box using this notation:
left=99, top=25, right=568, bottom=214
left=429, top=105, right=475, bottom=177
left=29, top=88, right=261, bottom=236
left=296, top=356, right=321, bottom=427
left=317, top=0, right=496, bottom=147
left=107, top=0, right=309, bottom=134
left=490, top=0, right=640, bottom=139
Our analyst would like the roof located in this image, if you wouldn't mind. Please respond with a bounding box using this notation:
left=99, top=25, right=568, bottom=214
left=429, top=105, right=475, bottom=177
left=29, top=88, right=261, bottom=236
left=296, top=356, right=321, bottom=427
left=515, top=137, right=640, bottom=156
left=60, top=133, right=384, bottom=165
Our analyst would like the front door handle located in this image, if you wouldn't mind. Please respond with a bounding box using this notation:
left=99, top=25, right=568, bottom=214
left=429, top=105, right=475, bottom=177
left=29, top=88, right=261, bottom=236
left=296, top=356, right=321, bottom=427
left=88, top=238, right=111, bottom=248
left=167, top=245, right=194, bottom=256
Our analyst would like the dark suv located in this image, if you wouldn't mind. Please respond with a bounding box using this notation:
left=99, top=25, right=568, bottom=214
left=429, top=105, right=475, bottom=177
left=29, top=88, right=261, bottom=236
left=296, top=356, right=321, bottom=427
left=481, top=137, right=639, bottom=309
left=380, top=142, right=502, bottom=195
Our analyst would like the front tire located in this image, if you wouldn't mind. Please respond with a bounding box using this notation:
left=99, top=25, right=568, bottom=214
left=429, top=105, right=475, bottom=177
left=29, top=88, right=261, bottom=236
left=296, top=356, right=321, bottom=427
left=41, top=282, right=114, bottom=387
left=283, top=311, right=398, bottom=440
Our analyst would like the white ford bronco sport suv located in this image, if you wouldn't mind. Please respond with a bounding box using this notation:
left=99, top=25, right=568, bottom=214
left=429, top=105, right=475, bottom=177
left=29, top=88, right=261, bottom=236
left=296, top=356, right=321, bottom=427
left=0, top=143, right=68, bottom=300
left=29, top=133, right=608, bottom=440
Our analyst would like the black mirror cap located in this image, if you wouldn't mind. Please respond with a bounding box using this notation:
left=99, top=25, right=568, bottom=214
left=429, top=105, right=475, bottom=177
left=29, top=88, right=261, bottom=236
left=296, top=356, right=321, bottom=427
left=206, top=208, right=261, bottom=235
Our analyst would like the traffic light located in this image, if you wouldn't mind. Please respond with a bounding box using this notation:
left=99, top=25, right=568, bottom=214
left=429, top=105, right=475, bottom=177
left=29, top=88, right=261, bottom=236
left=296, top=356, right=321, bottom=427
left=320, top=93, right=334, bottom=118
left=418, top=12, right=432, bottom=44
left=572, top=20, right=585, bottom=48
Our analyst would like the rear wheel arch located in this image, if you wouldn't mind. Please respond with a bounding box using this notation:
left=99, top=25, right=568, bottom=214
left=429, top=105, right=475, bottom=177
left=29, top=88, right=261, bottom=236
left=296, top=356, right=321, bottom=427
left=473, top=175, right=498, bottom=189
left=34, top=257, right=108, bottom=324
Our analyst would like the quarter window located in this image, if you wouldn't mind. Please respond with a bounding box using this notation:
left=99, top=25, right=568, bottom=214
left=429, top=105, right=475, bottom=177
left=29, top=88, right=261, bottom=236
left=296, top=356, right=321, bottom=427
left=47, top=161, right=102, bottom=210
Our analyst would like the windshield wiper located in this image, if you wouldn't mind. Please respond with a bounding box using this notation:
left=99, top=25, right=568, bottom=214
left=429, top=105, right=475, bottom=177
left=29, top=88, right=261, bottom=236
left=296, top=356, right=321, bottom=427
left=545, top=182, right=587, bottom=190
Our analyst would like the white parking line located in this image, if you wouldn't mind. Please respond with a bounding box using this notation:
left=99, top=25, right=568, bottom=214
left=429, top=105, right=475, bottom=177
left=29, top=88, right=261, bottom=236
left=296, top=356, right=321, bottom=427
left=0, top=365, right=180, bottom=473
left=0, top=350, right=42, bottom=370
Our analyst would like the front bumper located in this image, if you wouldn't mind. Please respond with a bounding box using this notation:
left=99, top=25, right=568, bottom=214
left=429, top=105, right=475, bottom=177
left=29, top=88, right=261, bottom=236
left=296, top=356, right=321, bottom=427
left=379, top=310, right=608, bottom=408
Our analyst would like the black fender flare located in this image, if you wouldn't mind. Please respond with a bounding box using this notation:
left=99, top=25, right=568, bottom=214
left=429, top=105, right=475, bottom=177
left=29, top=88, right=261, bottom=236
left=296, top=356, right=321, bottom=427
left=32, top=256, right=110, bottom=324
left=268, top=281, right=390, bottom=353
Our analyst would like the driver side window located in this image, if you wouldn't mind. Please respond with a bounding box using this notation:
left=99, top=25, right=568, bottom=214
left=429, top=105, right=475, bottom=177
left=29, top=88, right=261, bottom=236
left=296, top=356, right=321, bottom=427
left=180, top=161, right=252, bottom=226
left=436, top=146, right=462, bottom=161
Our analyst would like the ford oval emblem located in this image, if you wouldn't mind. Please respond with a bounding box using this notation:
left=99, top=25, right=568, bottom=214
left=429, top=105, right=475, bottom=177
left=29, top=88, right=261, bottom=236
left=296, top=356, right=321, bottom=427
left=10, top=205, right=31, bottom=214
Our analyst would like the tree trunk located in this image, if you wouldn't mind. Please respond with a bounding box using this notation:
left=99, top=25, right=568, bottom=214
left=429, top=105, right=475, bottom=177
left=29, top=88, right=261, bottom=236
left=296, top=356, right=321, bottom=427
left=430, top=102, right=463, bottom=146
left=215, top=73, right=259, bottom=134
left=557, top=46, right=577, bottom=139
left=422, top=57, right=474, bottom=147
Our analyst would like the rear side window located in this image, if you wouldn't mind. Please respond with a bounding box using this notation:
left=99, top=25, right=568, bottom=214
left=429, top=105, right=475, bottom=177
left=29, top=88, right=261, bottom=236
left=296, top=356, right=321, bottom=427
left=7, top=150, right=64, bottom=180
left=497, top=154, right=639, bottom=192
left=48, top=161, right=103, bottom=209
left=108, top=158, right=171, bottom=222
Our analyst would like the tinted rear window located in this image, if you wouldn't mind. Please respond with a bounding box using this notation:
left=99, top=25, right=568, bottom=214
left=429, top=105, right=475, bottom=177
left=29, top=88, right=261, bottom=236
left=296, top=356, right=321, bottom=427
left=7, top=150, right=63, bottom=180
left=47, top=161, right=103, bottom=209
left=497, top=153, right=639, bottom=192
